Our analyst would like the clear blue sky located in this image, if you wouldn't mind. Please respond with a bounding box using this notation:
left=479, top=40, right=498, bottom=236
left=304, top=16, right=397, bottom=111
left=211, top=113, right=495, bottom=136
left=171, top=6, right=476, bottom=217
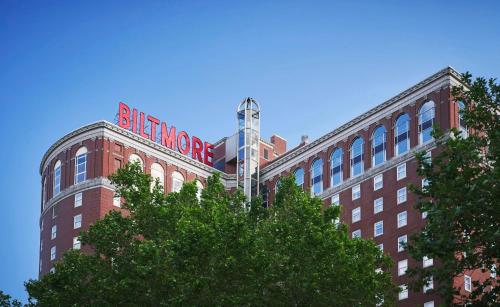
left=1, top=0, right=499, bottom=301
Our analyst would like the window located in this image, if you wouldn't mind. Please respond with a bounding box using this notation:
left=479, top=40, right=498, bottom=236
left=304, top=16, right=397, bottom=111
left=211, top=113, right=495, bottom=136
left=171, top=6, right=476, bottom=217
left=374, top=198, right=383, bottom=214
left=261, top=186, right=269, bottom=208
left=352, top=184, right=361, bottom=200
left=395, top=113, right=410, bottom=156
left=423, top=276, right=434, bottom=293
left=50, top=267, right=55, bottom=273
left=423, top=256, right=433, bottom=268
left=294, top=167, right=304, bottom=189
left=464, top=275, right=472, bottom=292
left=422, top=178, right=429, bottom=190
left=398, top=259, right=408, bottom=276
left=352, top=229, right=361, bottom=238
left=263, top=148, right=269, bottom=160
left=74, top=147, right=87, bottom=184
left=150, top=162, right=165, bottom=190
left=350, top=137, right=364, bottom=176
left=171, top=171, right=184, bottom=193
left=423, top=151, right=432, bottom=166
left=113, top=195, right=121, bottom=207
left=128, top=153, right=144, bottom=170
left=352, top=207, right=361, bottom=223
left=374, top=221, right=383, bottom=237
left=42, top=177, right=47, bottom=207
left=490, top=265, right=497, bottom=279
left=51, top=225, right=57, bottom=240
left=398, top=235, right=407, bottom=252
left=330, top=149, right=343, bottom=187
left=311, top=158, right=323, bottom=196
left=398, top=285, right=408, bottom=300
left=73, top=214, right=82, bottom=229
left=373, top=174, right=383, bottom=190
left=397, top=211, right=407, bottom=228
left=397, top=187, right=407, bottom=204
left=74, top=192, right=82, bottom=207
left=50, top=246, right=56, bottom=261
left=458, top=101, right=468, bottom=137
left=378, top=243, right=384, bottom=251
left=371, top=126, right=386, bottom=167
left=73, top=237, right=81, bottom=250
left=52, top=206, right=56, bottom=219
left=396, top=163, right=406, bottom=180
left=195, top=180, right=204, bottom=201
left=424, top=301, right=434, bottom=307
left=418, top=101, right=435, bottom=144
left=422, top=210, right=428, bottom=219
left=331, top=194, right=339, bottom=206
left=53, top=160, right=61, bottom=195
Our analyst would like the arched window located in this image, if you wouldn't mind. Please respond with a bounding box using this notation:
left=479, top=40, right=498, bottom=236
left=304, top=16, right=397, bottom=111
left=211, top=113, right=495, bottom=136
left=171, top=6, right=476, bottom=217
left=311, top=158, right=323, bottom=196
left=42, top=176, right=47, bottom=207
left=74, top=147, right=87, bottom=184
left=195, top=180, right=204, bottom=200
left=128, top=154, right=144, bottom=171
left=330, top=148, right=343, bottom=187
left=294, top=167, right=304, bottom=189
left=418, top=101, right=435, bottom=144
left=150, top=163, right=165, bottom=190
left=458, top=101, right=468, bottom=136
left=350, top=137, right=364, bottom=177
left=371, top=126, right=386, bottom=167
left=53, top=160, right=61, bottom=196
left=171, top=171, right=184, bottom=193
left=395, top=114, right=410, bottom=156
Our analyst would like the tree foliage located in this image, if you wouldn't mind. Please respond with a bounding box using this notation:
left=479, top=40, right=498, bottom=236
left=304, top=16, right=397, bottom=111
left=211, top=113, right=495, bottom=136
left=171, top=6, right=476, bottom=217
left=408, top=73, right=500, bottom=306
left=25, top=162, right=397, bottom=306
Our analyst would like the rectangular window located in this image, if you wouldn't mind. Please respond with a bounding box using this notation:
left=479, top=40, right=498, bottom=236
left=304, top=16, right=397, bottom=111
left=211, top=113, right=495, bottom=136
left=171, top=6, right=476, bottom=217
left=263, top=148, right=269, bottom=160
left=352, top=207, right=361, bottom=223
left=75, top=154, right=87, bottom=184
left=373, top=174, right=383, bottom=191
left=374, top=221, right=383, bottom=237
left=50, top=246, right=56, bottom=261
left=398, top=285, right=408, bottom=300
left=398, top=259, right=408, bottom=276
left=422, top=211, right=428, bottom=219
left=423, top=277, right=434, bottom=293
left=54, top=165, right=61, bottom=195
left=352, top=229, right=361, bottom=239
left=374, top=197, right=383, bottom=214
left=423, top=256, right=433, bottom=268
left=397, top=163, right=406, bottom=180
left=397, top=211, right=407, bottom=228
left=422, top=178, right=429, bottom=189
left=464, top=275, right=472, bottom=292
left=52, top=206, right=57, bottom=219
left=331, top=194, right=340, bottom=206
left=114, top=158, right=122, bottom=171
left=51, top=225, right=57, bottom=240
left=73, top=214, right=82, bottom=229
left=378, top=243, right=384, bottom=251
left=424, top=302, right=434, bottom=307
left=352, top=185, right=361, bottom=200
left=113, top=195, right=121, bottom=207
left=73, top=237, right=81, bottom=250
left=397, top=187, right=407, bottom=204
left=398, top=235, right=407, bottom=252
left=74, top=192, right=82, bottom=208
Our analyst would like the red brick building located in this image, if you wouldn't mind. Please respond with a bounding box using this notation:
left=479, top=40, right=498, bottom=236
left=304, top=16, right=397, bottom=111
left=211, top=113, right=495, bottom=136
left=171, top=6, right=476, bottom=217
left=39, top=67, right=477, bottom=306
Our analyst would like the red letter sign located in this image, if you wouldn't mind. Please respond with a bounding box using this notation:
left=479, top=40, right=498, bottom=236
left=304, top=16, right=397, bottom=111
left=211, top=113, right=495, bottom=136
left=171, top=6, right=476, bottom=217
left=204, top=142, right=214, bottom=167
left=191, top=136, right=203, bottom=162
left=177, top=131, right=191, bottom=155
left=118, top=102, right=130, bottom=129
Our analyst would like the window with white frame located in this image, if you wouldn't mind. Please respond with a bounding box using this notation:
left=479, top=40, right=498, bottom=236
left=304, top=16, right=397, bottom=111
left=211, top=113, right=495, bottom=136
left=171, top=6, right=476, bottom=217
left=311, top=158, right=324, bottom=196
left=53, top=160, right=61, bottom=196
left=50, top=267, right=55, bottom=273
left=423, top=150, right=432, bottom=167
left=378, top=243, right=384, bottom=251
left=423, top=276, right=434, bottom=293
left=171, top=171, right=184, bottom=193
left=372, top=126, right=387, bottom=167
left=331, top=194, right=339, bottom=206
left=195, top=180, right=204, bottom=201
left=418, top=101, right=435, bottom=144
left=424, top=301, right=434, bottom=307
left=397, top=187, right=407, bottom=204
left=352, top=229, right=361, bottom=239
left=396, top=163, right=406, bottom=180
left=422, top=210, right=428, bottom=219
left=352, top=184, right=361, bottom=200
left=398, top=284, right=408, bottom=300
left=73, top=214, right=82, bottom=229
left=423, top=256, right=433, bottom=268
left=42, top=177, right=47, bottom=207
left=50, top=246, right=56, bottom=261
left=374, top=221, right=383, bottom=237
left=330, top=148, right=343, bottom=187
left=128, top=153, right=144, bottom=171
left=398, top=235, right=407, bottom=252
left=350, top=137, right=364, bottom=177
left=373, top=174, right=383, bottom=190
left=73, top=237, right=81, bottom=250
left=422, top=178, right=429, bottom=191
left=458, top=101, right=468, bottom=137
left=150, top=162, right=165, bottom=190
left=374, top=197, right=383, bottom=214
left=490, top=265, right=497, bottom=279
left=74, top=192, right=82, bottom=208
left=352, top=207, right=361, bottom=223
left=294, top=167, right=304, bottom=189
left=395, top=113, right=410, bottom=156
left=113, top=195, right=121, bottom=207
left=74, top=147, right=87, bottom=184
left=398, top=259, right=408, bottom=276
left=51, top=225, right=57, bottom=240
left=464, top=275, right=472, bottom=292
left=397, top=211, right=407, bottom=228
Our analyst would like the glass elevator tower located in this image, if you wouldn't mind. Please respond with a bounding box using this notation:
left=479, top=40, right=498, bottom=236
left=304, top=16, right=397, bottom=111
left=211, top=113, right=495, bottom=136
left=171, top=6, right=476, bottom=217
left=236, top=97, right=260, bottom=206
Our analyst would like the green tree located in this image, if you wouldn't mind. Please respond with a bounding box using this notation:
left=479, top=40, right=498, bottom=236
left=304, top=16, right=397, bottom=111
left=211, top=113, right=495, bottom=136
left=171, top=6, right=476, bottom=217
left=0, top=290, right=22, bottom=307
left=408, top=73, right=500, bottom=306
left=26, top=162, right=397, bottom=306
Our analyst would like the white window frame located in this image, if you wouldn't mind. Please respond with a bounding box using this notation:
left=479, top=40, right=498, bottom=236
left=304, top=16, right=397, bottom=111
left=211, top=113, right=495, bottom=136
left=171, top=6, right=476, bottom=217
left=423, top=276, right=434, bottom=293
left=397, top=187, right=407, bottom=204
left=423, top=256, right=433, bottom=268
left=374, top=221, right=383, bottom=237
left=398, top=235, right=407, bottom=252
left=171, top=171, right=184, bottom=193
left=150, top=162, right=165, bottom=190
left=398, top=259, right=408, bottom=276
left=113, top=195, right=121, bottom=207
left=352, top=184, right=361, bottom=200
left=73, top=214, right=82, bottom=229
left=378, top=243, right=384, bottom=251
left=374, top=197, right=383, bottom=214
left=464, top=275, right=472, bottom=292
left=397, top=211, right=407, bottom=228
left=424, top=301, right=434, bottom=307
left=73, top=237, right=81, bottom=250
left=74, top=192, right=82, bottom=208
left=352, top=207, right=361, bottom=223
left=50, top=246, right=56, bottom=261
left=352, top=229, right=361, bottom=239
left=51, top=225, right=57, bottom=240
left=373, top=174, right=383, bottom=191
left=53, top=160, right=61, bottom=196
left=396, top=163, right=406, bottom=180
left=74, top=147, right=88, bottom=184
left=398, top=284, right=408, bottom=300
left=331, top=194, right=339, bottom=206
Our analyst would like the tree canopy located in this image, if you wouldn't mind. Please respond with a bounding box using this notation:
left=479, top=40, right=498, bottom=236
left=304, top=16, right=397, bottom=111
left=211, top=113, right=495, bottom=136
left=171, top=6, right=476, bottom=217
left=408, top=73, right=500, bottom=306
left=25, top=163, right=397, bottom=306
